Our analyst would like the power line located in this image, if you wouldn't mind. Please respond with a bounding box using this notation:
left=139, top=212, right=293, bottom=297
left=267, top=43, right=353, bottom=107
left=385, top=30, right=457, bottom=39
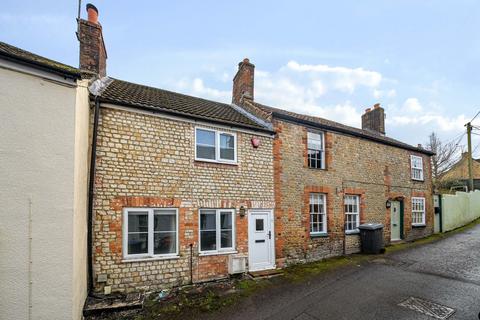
left=470, top=110, right=480, bottom=123
left=443, top=131, right=466, bottom=146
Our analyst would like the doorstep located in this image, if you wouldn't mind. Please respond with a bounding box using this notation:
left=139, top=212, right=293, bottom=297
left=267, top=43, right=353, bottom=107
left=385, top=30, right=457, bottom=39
left=248, top=268, right=284, bottom=279
left=83, top=292, right=145, bottom=316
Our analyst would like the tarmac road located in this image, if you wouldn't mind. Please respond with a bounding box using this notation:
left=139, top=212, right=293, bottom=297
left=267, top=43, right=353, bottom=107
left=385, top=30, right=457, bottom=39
left=205, top=224, right=480, bottom=320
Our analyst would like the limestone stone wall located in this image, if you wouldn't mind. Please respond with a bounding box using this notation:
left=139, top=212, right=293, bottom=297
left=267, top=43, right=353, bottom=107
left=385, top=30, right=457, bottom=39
left=272, top=119, right=434, bottom=266
left=93, top=106, right=274, bottom=293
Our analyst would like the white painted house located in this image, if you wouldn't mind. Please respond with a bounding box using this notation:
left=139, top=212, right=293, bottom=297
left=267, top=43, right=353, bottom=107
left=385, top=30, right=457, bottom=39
left=0, top=42, right=90, bottom=320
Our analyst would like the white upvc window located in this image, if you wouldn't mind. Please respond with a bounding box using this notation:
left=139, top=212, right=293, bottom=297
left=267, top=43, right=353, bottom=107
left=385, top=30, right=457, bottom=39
left=411, top=197, right=426, bottom=226
left=344, top=195, right=360, bottom=233
left=307, top=132, right=325, bottom=169
left=199, top=209, right=235, bottom=254
left=410, top=155, right=424, bottom=181
left=310, top=193, right=327, bottom=235
left=195, top=127, right=237, bottom=163
left=123, top=208, right=179, bottom=259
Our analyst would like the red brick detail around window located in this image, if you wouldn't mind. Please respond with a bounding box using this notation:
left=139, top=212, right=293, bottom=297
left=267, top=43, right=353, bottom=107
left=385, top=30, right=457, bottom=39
left=303, top=186, right=333, bottom=240
left=324, top=132, right=333, bottom=170
left=110, top=196, right=181, bottom=211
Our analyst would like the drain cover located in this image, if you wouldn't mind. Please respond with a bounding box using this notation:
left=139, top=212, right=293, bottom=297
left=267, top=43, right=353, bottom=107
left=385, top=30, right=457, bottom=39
left=398, top=297, right=455, bottom=319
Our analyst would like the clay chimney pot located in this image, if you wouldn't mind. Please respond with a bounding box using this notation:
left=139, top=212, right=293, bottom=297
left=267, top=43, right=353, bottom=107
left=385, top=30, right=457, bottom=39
left=87, top=3, right=99, bottom=24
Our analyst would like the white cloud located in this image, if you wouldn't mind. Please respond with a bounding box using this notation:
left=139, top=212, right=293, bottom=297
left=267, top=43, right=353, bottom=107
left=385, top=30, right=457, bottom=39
left=388, top=113, right=469, bottom=132
left=175, top=78, right=230, bottom=101
left=403, top=97, right=423, bottom=112
left=170, top=61, right=386, bottom=128
left=286, top=61, right=382, bottom=93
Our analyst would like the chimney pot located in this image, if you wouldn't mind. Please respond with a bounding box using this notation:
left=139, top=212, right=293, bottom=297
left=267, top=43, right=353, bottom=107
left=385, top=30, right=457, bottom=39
left=365, top=108, right=371, bottom=113
left=86, top=3, right=99, bottom=24
left=374, top=103, right=380, bottom=109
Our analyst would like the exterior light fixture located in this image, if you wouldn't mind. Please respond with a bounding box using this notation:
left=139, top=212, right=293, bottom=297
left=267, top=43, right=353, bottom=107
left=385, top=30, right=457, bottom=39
left=239, top=205, right=246, bottom=217
left=386, top=200, right=392, bottom=209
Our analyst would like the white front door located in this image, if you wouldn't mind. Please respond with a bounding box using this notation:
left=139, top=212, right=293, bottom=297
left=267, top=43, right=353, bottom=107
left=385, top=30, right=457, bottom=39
left=248, top=209, right=275, bottom=271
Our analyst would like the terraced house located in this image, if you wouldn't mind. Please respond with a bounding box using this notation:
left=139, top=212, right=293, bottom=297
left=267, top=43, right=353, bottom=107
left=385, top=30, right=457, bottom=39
left=233, top=61, right=435, bottom=266
left=81, top=7, right=275, bottom=294
left=81, top=4, right=434, bottom=295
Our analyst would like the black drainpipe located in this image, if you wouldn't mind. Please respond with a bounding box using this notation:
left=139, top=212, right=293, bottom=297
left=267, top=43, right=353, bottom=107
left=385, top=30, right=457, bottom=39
left=87, top=97, right=100, bottom=294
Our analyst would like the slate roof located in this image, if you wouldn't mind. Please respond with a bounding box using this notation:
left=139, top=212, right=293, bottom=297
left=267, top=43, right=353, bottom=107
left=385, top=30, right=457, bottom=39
left=0, top=41, right=81, bottom=78
left=97, top=78, right=273, bottom=132
left=248, top=101, right=434, bottom=156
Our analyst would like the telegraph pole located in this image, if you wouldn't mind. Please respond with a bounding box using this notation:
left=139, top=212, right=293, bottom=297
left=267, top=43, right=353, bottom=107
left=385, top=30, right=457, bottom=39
left=466, top=122, right=474, bottom=191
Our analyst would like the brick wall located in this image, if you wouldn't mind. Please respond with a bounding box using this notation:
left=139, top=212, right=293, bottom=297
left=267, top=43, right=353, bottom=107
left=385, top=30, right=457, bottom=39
left=272, top=119, right=433, bottom=265
left=93, top=106, right=274, bottom=293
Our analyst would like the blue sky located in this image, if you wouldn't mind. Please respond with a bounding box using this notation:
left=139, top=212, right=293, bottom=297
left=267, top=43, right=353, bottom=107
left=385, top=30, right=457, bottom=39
left=1, top=0, right=479, bottom=155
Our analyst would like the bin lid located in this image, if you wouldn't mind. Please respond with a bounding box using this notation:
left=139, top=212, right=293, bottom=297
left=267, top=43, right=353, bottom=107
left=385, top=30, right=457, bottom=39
left=358, top=223, right=384, bottom=230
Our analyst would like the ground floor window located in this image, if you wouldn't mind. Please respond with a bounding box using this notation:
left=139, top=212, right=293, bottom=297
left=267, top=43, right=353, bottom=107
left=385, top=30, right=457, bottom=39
left=123, top=208, right=178, bottom=259
left=411, top=197, right=426, bottom=226
left=310, top=193, right=327, bottom=235
left=344, top=195, right=360, bottom=233
left=199, top=209, right=235, bottom=253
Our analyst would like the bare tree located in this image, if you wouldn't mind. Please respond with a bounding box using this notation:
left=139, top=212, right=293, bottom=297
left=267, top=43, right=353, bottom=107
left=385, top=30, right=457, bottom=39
left=425, top=132, right=460, bottom=182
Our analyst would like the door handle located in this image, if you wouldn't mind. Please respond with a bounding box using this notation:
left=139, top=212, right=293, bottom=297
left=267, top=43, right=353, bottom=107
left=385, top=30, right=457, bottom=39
left=268, top=231, right=271, bottom=239
left=393, top=224, right=397, bottom=226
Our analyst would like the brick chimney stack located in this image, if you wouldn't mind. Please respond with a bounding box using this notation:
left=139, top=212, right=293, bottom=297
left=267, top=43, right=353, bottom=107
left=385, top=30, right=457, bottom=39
left=361, top=103, right=385, bottom=135
left=78, top=3, right=107, bottom=77
left=232, top=58, right=255, bottom=105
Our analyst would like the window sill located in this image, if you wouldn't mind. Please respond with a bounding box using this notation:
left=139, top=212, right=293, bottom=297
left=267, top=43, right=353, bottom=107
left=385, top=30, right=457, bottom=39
left=199, top=250, right=237, bottom=256
left=411, top=178, right=425, bottom=182
left=345, top=230, right=360, bottom=235
left=310, top=232, right=328, bottom=238
left=194, top=159, right=238, bottom=166
left=307, top=167, right=327, bottom=171
left=122, top=255, right=180, bottom=263
left=412, top=224, right=426, bottom=228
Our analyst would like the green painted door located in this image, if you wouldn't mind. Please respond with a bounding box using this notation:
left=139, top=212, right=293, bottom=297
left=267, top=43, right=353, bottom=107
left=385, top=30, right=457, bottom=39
left=391, top=201, right=401, bottom=241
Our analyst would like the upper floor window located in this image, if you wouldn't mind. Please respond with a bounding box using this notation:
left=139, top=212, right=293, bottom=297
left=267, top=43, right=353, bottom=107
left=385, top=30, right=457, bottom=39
left=123, top=208, right=178, bottom=259
left=410, top=155, right=424, bottom=181
left=344, top=195, right=360, bottom=233
left=195, top=128, right=237, bottom=163
left=310, top=193, right=327, bottom=235
left=307, top=131, right=325, bottom=169
left=411, top=197, right=426, bottom=226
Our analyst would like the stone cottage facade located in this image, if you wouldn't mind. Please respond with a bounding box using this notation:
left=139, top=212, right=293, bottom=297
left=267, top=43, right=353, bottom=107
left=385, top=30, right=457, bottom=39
left=233, top=61, right=434, bottom=267
left=91, top=98, right=275, bottom=293
left=81, top=7, right=275, bottom=294
left=81, top=4, right=434, bottom=295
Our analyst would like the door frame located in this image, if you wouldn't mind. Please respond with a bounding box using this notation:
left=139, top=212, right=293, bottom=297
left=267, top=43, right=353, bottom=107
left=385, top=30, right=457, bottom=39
left=390, top=200, right=404, bottom=241
left=248, top=209, right=275, bottom=271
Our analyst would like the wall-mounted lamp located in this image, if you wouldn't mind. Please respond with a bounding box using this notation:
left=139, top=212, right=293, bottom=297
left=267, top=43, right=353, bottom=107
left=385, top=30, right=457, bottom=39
left=385, top=200, right=392, bottom=209
left=239, top=205, right=246, bottom=217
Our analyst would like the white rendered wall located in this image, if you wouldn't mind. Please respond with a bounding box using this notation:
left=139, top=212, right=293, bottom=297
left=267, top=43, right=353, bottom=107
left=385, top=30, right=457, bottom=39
left=0, top=63, right=88, bottom=320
